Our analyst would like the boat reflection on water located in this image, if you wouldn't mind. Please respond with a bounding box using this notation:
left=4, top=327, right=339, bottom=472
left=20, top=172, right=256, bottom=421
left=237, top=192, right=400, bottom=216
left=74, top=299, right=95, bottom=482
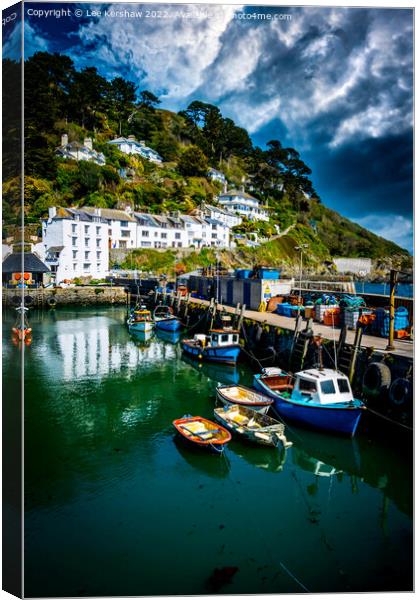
left=182, top=354, right=241, bottom=386
left=288, top=426, right=362, bottom=476
left=173, top=435, right=230, bottom=479
left=129, top=328, right=154, bottom=345
left=232, top=442, right=288, bottom=473
left=155, top=329, right=182, bottom=345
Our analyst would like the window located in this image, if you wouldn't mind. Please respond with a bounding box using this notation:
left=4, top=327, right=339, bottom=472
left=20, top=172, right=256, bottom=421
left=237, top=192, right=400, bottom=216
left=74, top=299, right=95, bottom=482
left=83, top=263, right=90, bottom=271
left=121, top=230, right=130, bottom=238
left=96, top=239, right=101, bottom=247
left=212, top=233, right=217, bottom=239
left=84, top=225, right=90, bottom=234
left=212, top=224, right=217, bottom=230
left=177, top=242, right=182, bottom=248
left=120, top=221, right=128, bottom=227
left=120, top=241, right=127, bottom=249
left=72, top=237, right=77, bottom=246
left=72, top=250, right=77, bottom=258
left=108, top=229, right=112, bottom=235
left=97, top=263, right=101, bottom=270
left=71, top=224, right=77, bottom=233
left=154, top=232, right=158, bottom=237
left=161, top=233, right=167, bottom=239
left=73, top=264, right=77, bottom=270
left=50, top=265, right=58, bottom=273
left=211, top=334, right=218, bottom=342
left=97, top=251, right=101, bottom=259
left=232, top=335, right=238, bottom=343
left=320, top=380, right=336, bottom=395
left=175, top=233, right=181, bottom=240
left=337, top=378, right=350, bottom=394
left=142, top=230, right=149, bottom=237
left=85, top=251, right=90, bottom=259
left=96, top=226, right=101, bottom=235
left=299, top=379, right=317, bottom=393
left=221, top=334, right=229, bottom=342
left=85, top=238, right=89, bottom=246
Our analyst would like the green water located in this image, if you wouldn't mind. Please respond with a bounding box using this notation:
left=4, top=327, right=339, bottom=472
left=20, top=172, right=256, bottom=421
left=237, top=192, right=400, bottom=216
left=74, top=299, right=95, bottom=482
left=4, top=307, right=412, bottom=596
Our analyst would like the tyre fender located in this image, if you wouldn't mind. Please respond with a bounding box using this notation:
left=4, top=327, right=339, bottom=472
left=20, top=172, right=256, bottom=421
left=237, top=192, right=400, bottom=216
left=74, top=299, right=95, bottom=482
left=362, top=361, right=392, bottom=398
left=388, top=378, right=412, bottom=408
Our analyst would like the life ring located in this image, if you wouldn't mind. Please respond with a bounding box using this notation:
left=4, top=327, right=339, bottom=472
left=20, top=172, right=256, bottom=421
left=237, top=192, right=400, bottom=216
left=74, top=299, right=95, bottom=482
left=362, top=361, right=391, bottom=398
left=23, top=272, right=31, bottom=281
left=388, top=378, right=412, bottom=408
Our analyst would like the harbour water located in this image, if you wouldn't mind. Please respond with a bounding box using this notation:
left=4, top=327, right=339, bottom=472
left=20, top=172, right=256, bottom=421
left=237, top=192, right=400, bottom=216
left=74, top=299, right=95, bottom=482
left=5, top=307, right=412, bottom=596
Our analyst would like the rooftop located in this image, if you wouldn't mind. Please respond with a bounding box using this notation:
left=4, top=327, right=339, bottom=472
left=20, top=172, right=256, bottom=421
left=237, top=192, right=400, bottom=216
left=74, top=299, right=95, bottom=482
left=2, top=252, right=50, bottom=273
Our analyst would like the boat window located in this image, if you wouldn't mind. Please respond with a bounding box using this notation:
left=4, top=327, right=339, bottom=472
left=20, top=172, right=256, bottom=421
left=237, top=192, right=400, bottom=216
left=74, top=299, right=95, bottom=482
left=232, top=334, right=238, bottom=343
left=212, top=334, right=218, bottom=342
left=337, top=378, right=350, bottom=394
left=221, top=334, right=229, bottom=342
left=320, top=380, right=336, bottom=395
left=299, top=379, right=317, bottom=393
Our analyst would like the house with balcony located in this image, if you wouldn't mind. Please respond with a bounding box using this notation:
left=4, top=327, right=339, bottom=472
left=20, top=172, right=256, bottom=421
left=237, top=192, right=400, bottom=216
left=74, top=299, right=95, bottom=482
left=56, top=134, right=106, bottom=166
left=207, top=168, right=227, bottom=185
left=42, top=207, right=109, bottom=282
left=218, top=188, right=269, bottom=221
left=107, top=136, right=163, bottom=164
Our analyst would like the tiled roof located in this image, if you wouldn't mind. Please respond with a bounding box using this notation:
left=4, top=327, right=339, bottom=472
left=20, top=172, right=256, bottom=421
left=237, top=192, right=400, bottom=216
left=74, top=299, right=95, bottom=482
left=81, top=207, right=136, bottom=222
left=219, top=189, right=257, bottom=200
left=2, top=252, right=50, bottom=273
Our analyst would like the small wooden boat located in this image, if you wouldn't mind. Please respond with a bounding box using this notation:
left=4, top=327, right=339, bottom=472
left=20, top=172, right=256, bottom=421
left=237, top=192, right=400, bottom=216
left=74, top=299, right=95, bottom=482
left=153, top=305, right=182, bottom=332
left=216, top=384, right=273, bottom=414
left=172, top=415, right=231, bottom=453
left=214, top=404, right=293, bottom=448
left=254, top=368, right=365, bottom=437
left=181, top=329, right=241, bottom=365
left=127, top=307, right=154, bottom=333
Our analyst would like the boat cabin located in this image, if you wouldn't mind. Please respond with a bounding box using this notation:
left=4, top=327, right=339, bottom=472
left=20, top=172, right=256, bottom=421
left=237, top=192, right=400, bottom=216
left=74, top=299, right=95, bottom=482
left=132, top=309, right=152, bottom=322
left=209, top=329, right=240, bottom=347
left=291, top=369, right=354, bottom=405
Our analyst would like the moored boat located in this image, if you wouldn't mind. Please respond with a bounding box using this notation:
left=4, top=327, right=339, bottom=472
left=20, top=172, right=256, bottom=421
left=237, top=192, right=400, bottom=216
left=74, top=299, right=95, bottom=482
left=181, top=328, right=241, bottom=365
left=172, top=415, right=231, bottom=453
left=214, top=404, right=292, bottom=448
left=216, top=384, right=273, bottom=414
left=127, top=307, right=154, bottom=333
left=153, top=305, right=182, bottom=332
left=254, top=368, right=365, bottom=437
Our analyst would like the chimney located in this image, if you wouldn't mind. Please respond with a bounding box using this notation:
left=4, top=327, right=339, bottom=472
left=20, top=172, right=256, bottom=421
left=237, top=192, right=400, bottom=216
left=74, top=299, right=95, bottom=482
left=223, top=182, right=228, bottom=193
left=61, top=133, right=68, bottom=147
left=48, top=207, right=57, bottom=219
left=125, top=205, right=132, bottom=215
left=139, top=140, right=146, bottom=147
left=84, top=137, right=93, bottom=150
left=128, top=135, right=136, bottom=141
left=240, top=185, right=245, bottom=193
left=94, top=208, right=101, bottom=217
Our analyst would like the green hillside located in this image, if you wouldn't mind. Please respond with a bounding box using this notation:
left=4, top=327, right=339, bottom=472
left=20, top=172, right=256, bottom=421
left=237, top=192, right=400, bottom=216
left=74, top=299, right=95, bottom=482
left=2, top=52, right=410, bottom=271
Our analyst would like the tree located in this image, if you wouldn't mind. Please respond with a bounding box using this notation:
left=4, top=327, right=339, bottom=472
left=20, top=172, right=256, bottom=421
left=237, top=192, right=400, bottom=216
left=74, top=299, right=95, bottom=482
left=68, top=67, right=109, bottom=130
left=139, top=90, right=160, bottom=109
left=107, top=77, right=137, bottom=135
left=178, top=145, right=208, bottom=177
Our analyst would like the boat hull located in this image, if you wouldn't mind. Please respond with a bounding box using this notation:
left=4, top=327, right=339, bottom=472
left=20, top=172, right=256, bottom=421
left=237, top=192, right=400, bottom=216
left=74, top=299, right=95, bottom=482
left=216, top=386, right=272, bottom=414
left=128, top=320, right=154, bottom=333
left=214, top=407, right=290, bottom=447
left=254, top=375, right=364, bottom=436
left=173, top=416, right=231, bottom=454
left=181, top=341, right=241, bottom=365
left=155, top=317, right=182, bottom=332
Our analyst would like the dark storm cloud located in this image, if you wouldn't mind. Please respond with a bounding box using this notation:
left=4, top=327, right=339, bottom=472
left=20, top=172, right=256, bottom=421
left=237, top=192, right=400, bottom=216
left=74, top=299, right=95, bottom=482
left=23, top=3, right=413, bottom=248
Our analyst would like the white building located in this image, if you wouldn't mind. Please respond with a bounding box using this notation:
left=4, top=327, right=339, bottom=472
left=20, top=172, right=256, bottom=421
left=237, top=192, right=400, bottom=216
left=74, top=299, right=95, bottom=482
left=208, top=168, right=227, bottom=184
left=135, top=213, right=188, bottom=249
left=56, top=134, right=106, bottom=166
left=107, top=136, right=163, bottom=164
left=201, top=203, right=242, bottom=228
left=42, top=207, right=109, bottom=282
left=82, top=207, right=137, bottom=249
left=218, top=188, right=269, bottom=221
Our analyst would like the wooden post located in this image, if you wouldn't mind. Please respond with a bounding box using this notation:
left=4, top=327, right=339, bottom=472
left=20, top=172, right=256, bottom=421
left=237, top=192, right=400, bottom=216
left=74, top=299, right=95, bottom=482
left=386, top=269, right=397, bottom=351
left=338, top=325, right=347, bottom=355
left=238, top=304, right=246, bottom=331
left=348, top=325, right=363, bottom=385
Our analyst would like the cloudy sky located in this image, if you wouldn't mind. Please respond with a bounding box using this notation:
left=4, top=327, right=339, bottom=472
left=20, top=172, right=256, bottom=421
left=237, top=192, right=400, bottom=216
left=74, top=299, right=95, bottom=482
left=3, top=1, right=414, bottom=250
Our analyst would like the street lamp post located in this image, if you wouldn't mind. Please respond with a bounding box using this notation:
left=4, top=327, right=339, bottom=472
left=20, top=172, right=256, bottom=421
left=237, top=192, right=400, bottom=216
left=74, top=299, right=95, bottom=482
left=294, top=244, right=308, bottom=305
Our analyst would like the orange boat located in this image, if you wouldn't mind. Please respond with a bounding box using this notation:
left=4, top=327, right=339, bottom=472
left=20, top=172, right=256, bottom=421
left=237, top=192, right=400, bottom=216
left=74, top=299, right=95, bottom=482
left=173, top=415, right=231, bottom=453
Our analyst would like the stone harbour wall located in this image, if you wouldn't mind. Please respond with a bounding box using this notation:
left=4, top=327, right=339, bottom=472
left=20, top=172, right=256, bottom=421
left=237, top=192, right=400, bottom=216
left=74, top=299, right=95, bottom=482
left=3, top=286, right=127, bottom=307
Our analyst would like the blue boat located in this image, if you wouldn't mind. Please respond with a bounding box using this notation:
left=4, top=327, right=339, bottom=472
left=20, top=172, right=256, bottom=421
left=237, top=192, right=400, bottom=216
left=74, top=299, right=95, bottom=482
left=127, top=307, right=154, bottom=333
left=153, top=305, right=182, bottom=332
left=253, top=367, right=365, bottom=437
left=181, top=329, right=241, bottom=365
